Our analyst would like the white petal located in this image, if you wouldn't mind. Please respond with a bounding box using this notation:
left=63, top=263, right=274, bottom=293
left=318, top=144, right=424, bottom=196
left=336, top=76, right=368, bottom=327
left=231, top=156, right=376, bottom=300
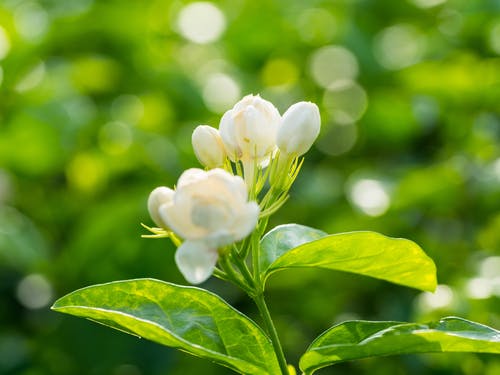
left=205, top=228, right=233, bottom=248
left=277, top=101, right=320, bottom=156
left=233, top=94, right=256, bottom=112
left=177, top=168, right=207, bottom=188
left=231, top=201, right=260, bottom=241
left=208, top=168, right=247, bottom=202
left=175, top=240, right=218, bottom=284
left=159, top=197, right=207, bottom=239
left=219, top=109, right=239, bottom=161
left=147, top=187, right=174, bottom=228
left=192, top=125, right=226, bottom=168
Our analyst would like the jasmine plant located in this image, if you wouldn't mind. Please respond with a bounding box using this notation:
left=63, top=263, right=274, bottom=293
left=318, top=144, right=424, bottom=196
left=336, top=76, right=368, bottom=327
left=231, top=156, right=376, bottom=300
left=52, top=95, right=500, bottom=375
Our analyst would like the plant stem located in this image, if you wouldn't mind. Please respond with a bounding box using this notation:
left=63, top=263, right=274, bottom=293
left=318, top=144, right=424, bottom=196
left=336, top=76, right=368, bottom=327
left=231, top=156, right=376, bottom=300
left=252, top=293, right=289, bottom=375
left=231, top=252, right=255, bottom=290
left=219, top=255, right=252, bottom=294
left=251, top=229, right=261, bottom=280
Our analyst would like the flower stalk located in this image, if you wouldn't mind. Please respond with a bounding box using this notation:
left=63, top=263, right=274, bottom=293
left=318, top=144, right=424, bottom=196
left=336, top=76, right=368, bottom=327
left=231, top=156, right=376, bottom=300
left=252, top=292, right=290, bottom=375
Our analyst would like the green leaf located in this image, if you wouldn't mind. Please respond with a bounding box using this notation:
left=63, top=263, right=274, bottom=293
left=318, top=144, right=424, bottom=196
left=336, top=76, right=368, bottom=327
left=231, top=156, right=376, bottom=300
left=262, top=227, right=436, bottom=292
left=52, top=278, right=280, bottom=375
left=259, top=224, right=327, bottom=275
left=300, top=317, right=500, bottom=374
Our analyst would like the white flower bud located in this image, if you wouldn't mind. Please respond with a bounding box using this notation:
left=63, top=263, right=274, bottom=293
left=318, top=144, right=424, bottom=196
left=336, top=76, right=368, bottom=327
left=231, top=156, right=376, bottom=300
left=277, top=101, right=321, bottom=156
left=158, top=168, right=259, bottom=284
left=192, top=125, right=226, bottom=168
left=147, top=187, right=174, bottom=228
left=219, top=94, right=280, bottom=164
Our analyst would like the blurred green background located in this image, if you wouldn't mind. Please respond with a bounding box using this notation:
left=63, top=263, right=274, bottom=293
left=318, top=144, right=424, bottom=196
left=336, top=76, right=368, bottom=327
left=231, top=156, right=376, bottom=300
left=0, top=0, right=499, bottom=374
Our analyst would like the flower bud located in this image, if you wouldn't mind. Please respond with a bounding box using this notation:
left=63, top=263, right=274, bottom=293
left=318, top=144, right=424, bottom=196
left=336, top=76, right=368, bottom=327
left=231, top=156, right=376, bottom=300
left=219, top=94, right=280, bottom=164
left=148, top=187, right=174, bottom=228
left=192, top=125, right=226, bottom=168
left=277, top=102, right=321, bottom=156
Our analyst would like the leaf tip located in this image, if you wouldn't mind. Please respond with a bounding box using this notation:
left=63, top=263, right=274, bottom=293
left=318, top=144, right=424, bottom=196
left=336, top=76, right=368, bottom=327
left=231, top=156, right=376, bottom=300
left=50, top=295, right=68, bottom=311
left=50, top=301, right=61, bottom=311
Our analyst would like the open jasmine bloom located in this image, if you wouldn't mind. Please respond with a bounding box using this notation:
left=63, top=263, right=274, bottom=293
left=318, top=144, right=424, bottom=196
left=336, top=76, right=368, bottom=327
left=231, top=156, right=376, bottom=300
left=149, top=168, right=259, bottom=284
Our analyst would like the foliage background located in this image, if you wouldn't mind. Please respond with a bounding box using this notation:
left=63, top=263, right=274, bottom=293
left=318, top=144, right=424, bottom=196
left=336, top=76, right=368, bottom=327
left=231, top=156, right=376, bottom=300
left=0, top=0, right=499, bottom=374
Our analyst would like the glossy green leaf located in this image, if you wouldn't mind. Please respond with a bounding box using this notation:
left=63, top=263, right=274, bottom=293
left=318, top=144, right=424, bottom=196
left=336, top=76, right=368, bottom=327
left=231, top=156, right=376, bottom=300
left=259, top=224, right=327, bottom=275
left=262, top=227, right=436, bottom=292
left=300, top=317, right=500, bottom=374
left=52, top=278, right=280, bottom=375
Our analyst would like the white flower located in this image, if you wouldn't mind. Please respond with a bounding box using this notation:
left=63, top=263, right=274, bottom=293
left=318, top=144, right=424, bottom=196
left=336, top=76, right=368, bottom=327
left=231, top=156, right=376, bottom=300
left=277, top=101, right=321, bottom=156
left=219, top=94, right=280, bottom=164
left=156, top=168, right=259, bottom=284
left=147, top=187, right=174, bottom=228
left=192, top=125, right=226, bottom=168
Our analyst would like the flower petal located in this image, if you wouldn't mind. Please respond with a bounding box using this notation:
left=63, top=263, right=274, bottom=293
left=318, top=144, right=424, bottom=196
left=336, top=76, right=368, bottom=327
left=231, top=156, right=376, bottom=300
left=208, top=169, right=248, bottom=202
left=175, top=240, right=218, bottom=284
left=192, top=125, right=226, bottom=168
left=232, top=201, right=260, bottom=241
left=219, top=109, right=239, bottom=161
left=147, top=187, right=174, bottom=228
left=277, top=101, right=320, bottom=156
left=159, top=198, right=207, bottom=240
left=177, top=168, right=207, bottom=188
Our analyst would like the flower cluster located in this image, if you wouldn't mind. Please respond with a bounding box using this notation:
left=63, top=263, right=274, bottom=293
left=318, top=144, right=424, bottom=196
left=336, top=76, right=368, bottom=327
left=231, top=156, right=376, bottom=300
left=145, top=94, right=320, bottom=284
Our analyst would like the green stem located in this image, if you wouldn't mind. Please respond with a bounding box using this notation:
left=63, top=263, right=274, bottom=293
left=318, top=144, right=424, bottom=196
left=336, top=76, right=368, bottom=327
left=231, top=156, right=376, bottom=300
left=251, top=230, right=260, bottom=280
left=230, top=252, right=255, bottom=290
left=219, top=255, right=252, bottom=294
left=252, top=293, right=289, bottom=375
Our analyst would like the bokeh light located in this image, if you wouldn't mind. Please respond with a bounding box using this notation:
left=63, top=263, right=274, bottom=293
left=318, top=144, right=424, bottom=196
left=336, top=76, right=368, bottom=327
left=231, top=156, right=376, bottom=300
left=463, top=256, right=500, bottom=299
left=15, top=61, right=46, bottom=92
left=202, top=73, right=240, bottom=113
left=480, top=256, right=500, bottom=278
left=323, top=80, right=368, bottom=124
left=409, top=0, right=447, bottom=8
left=348, top=178, right=390, bottom=217
left=176, top=2, right=226, bottom=44
left=297, top=8, right=337, bottom=45
left=261, top=58, right=298, bottom=89
left=16, top=273, right=53, bottom=309
left=438, top=9, right=463, bottom=36
left=14, top=1, right=50, bottom=41
left=99, top=121, right=133, bottom=155
left=111, top=95, right=145, bottom=125
left=66, top=153, right=108, bottom=192
left=316, top=123, right=357, bottom=156
left=465, top=278, right=493, bottom=300
left=374, top=24, right=425, bottom=70
left=309, top=45, right=358, bottom=88
left=489, top=20, right=500, bottom=55
left=417, top=284, right=455, bottom=312
left=63, top=95, right=97, bottom=125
